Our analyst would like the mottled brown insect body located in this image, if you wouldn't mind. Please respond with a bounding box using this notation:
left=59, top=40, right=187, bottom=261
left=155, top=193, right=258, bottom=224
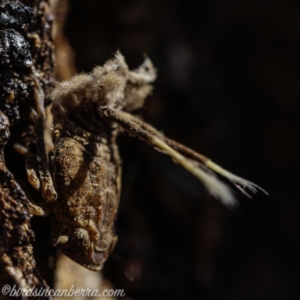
left=51, top=52, right=266, bottom=271
left=52, top=119, right=121, bottom=270
left=50, top=52, right=156, bottom=270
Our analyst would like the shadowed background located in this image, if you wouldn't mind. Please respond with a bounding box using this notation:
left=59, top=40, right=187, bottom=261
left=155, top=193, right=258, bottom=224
left=63, top=0, right=299, bottom=299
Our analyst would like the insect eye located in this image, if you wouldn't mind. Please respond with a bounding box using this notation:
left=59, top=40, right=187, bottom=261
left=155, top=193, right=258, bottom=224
left=71, top=228, right=90, bottom=251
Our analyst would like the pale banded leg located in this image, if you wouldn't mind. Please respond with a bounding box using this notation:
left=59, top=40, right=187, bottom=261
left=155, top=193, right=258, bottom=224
left=101, top=107, right=237, bottom=206
left=101, top=107, right=268, bottom=205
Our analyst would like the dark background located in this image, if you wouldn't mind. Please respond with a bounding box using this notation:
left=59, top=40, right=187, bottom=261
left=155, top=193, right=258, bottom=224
left=64, top=0, right=300, bottom=299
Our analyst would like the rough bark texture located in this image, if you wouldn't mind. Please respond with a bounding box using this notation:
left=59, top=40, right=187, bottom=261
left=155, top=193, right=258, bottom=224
left=0, top=0, right=54, bottom=298
left=0, top=112, right=49, bottom=300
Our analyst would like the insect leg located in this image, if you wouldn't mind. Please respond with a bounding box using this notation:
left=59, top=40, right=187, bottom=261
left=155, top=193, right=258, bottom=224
left=32, top=78, right=57, bottom=202
left=101, top=107, right=236, bottom=206
left=104, top=108, right=268, bottom=198
left=14, top=143, right=40, bottom=191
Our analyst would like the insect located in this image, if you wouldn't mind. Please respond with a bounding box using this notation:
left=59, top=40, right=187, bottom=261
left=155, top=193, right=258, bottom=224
left=50, top=52, right=267, bottom=271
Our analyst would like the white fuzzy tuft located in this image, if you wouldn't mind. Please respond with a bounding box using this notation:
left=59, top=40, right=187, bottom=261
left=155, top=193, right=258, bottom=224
left=51, top=51, right=157, bottom=120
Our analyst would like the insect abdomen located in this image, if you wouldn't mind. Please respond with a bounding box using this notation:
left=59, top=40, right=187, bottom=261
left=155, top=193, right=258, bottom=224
left=52, top=133, right=121, bottom=269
